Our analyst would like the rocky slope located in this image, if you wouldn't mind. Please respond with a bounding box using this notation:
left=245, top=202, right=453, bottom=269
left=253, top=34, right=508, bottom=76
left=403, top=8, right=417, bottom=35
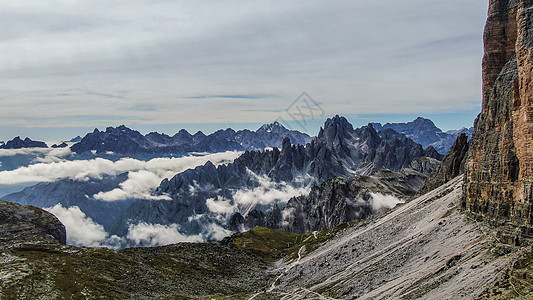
left=70, top=122, right=312, bottom=156
left=371, top=117, right=473, bottom=154
left=464, top=0, right=533, bottom=244
left=251, top=176, right=532, bottom=299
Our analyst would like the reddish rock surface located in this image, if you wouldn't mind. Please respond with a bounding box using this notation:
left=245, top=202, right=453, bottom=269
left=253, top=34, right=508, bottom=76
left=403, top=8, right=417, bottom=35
left=465, top=0, right=533, bottom=244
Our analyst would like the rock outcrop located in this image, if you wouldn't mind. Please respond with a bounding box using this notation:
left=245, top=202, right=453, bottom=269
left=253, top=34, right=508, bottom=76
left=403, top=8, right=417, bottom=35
left=421, top=133, right=469, bottom=194
left=277, top=168, right=427, bottom=233
left=0, top=200, right=66, bottom=245
left=464, top=0, right=533, bottom=244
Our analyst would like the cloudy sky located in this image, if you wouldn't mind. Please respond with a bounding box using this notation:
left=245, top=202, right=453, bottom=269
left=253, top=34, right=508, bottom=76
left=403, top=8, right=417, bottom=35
left=0, top=0, right=488, bottom=140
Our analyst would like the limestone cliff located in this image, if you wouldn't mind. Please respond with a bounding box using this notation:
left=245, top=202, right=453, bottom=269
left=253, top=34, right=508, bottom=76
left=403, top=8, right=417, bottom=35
left=464, top=0, right=533, bottom=244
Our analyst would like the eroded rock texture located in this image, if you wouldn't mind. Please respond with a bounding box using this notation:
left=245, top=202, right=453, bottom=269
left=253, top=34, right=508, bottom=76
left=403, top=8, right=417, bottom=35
left=464, top=0, right=533, bottom=244
left=0, top=200, right=66, bottom=246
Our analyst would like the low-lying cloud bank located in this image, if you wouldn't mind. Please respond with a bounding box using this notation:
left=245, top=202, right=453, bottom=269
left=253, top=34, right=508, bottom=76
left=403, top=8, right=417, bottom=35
left=46, top=204, right=123, bottom=249
left=47, top=204, right=232, bottom=248
left=0, top=151, right=242, bottom=200
left=127, top=223, right=203, bottom=246
left=0, top=146, right=72, bottom=160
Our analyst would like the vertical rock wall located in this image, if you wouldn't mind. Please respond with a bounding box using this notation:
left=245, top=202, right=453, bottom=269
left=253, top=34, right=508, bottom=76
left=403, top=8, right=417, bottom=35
left=464, top=0, right=532, bottom=244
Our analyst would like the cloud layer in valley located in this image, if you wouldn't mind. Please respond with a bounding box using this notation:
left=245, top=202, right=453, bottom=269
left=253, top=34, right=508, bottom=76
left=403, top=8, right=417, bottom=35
left=206, top=170, right=311, bottom=219
left=46, top=204, right=122, bottom=248
left=0, top=151, right=241, bottom=201
left=47, top=204, right=230, bottom=248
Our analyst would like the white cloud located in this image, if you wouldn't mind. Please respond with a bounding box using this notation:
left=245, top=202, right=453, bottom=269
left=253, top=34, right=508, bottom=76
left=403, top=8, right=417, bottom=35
left=92, top=151, right=241, bottom=201
left=46, top=204, right=232, bottom=249
left=0, top=146, right=72, bottom=159
left=369, top=193, right=405, bottom=211
left=206, top=196, right=237, bottom=216
left=45, top=204, right=122, bottom=249
left=205, top=223, right=232, bottom=241
left=0, top=151, right=241, bottom=190
left=233, top=170, right=310, bottom=216
left=205, top=169, right=310, bottom=219
left=94, top=170, right=171, bottom=201
left=126, top=223, right=203, bottom=247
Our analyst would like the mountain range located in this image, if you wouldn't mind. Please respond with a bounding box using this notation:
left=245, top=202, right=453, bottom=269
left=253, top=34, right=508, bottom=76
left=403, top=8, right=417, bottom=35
left=0, top=117, right=470, bottom=156
left=70, top=122, right=313, bottom=156
left=4, top=115, right=443, bottom=246
left=110, top=116, right=441, bottom=239
left=0, top=136, right=48, bottom=149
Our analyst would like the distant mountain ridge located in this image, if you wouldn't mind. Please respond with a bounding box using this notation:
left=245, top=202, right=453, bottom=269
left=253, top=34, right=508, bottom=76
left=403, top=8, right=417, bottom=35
left=0, top=136, right=48, bottom=149
left=370, top=117, right=473, bottom=154
left=70, top=122, right=313, bottom=156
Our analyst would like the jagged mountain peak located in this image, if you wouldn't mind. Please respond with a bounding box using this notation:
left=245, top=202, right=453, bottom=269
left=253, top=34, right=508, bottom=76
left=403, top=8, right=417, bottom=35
left=370, top=117, right=473, bottom=154
left=192, top=131, right=206, bottom=138
left=281, top=137, right=292, bottom=151
left=71, top=121, right=312, bottom=155
left=69, top=135, right=83, bottom=143
left=173, top=129, right=193, bottom=139
left=104, top=125, right=141, bottom=135
left=318, top=115, right=354, bottom=142
left=257, top=121, right=286, bottom=133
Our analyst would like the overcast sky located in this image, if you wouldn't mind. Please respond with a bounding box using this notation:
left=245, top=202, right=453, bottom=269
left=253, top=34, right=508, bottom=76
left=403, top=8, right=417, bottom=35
left=0, top=0, right=489, bottom=140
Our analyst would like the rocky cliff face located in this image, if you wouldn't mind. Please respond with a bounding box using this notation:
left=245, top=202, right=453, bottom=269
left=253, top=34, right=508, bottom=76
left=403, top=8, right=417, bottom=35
left=421, top=133, right=469, bottom=194
left=464, top=0, right=533, bottom=244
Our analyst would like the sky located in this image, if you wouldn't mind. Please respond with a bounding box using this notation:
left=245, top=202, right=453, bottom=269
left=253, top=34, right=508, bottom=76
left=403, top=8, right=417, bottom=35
left=0, top=0, right=489, bottom=141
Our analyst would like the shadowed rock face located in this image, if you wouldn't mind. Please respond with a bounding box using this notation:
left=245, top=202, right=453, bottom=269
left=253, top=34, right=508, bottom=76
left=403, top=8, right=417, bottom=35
left=0, top=200, right=66, bottom=245
left=421, top=133, right=469, bottom=194
left=464, top=0, right=533, bottom=244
